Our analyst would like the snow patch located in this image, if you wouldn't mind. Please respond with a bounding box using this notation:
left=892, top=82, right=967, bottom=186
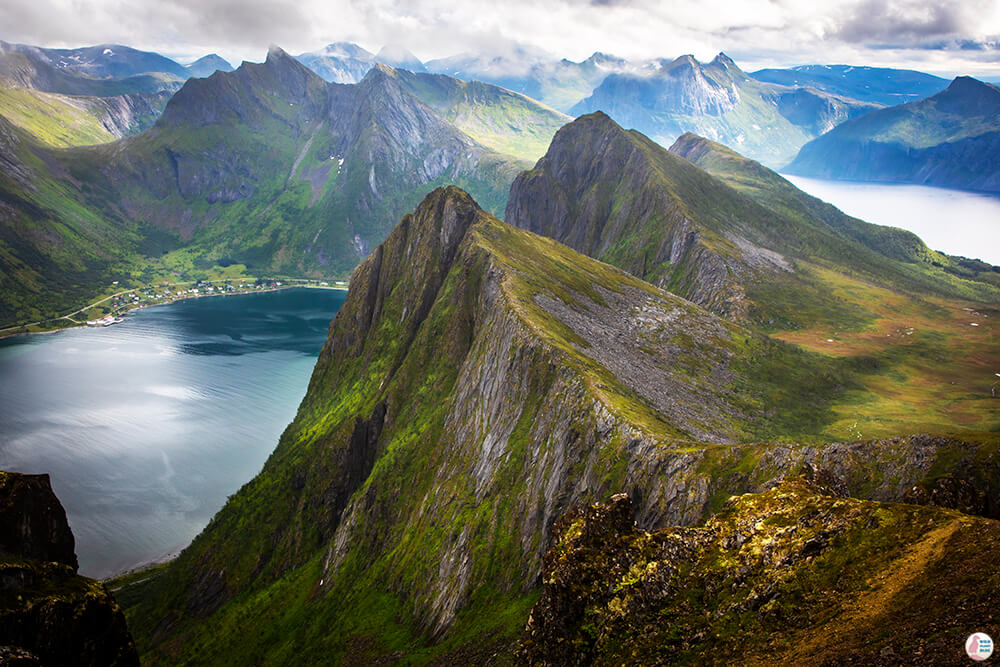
left=103, top=48, right=114, bottom=56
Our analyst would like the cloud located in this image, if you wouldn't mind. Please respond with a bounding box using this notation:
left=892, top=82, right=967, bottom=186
left=0, top=0, right=998, bottom=77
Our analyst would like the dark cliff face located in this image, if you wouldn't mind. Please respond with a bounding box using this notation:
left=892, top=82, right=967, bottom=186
left=0, top=471, right=139, bottom=667
left=520, top=479, right=1000, bottom=665
left=0, top=473, right=76, bottom=569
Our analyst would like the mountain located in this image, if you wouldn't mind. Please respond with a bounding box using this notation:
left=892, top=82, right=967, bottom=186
left=752, top=64, right=949, bottom=106
left=426, top=48, right=632, bottom=112
left=786, top=76, right=1000, bottom=192
left=522, top=477, right=1000, bottom=664
left=117, top=187, right=998, bottom=663
left=378, top=66, right=571, bottom=160
left=509, top=113, right=998, bottom=318
left=0, top=44, right=183, bottom=96
left=295, top=42, right=376, bottom=83
left=0, top=471, right=139, bottom=665
left=184, top=53, right=233, bottom=78
left=375, top=45, right=425, bottom=72
left=0, top=85, right=168, bottom=147
left=0, top=114, right=142, bottom=326
left=0, top=41, right=187, bottom=79
left=508, top=114, right=999, bottom=436
left=571, top=53, right=878, bottom=166
left=0, top=49, right=524, bottom=327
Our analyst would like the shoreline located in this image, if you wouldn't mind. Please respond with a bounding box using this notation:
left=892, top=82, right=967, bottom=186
left=0, top=283, right=348, bottom=342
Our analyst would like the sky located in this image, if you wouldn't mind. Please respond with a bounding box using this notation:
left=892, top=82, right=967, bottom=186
left=2, top=0, right=1000, bottom=78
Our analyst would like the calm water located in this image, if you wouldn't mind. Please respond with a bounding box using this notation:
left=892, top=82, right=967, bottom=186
left=783, top=175, right=1000, bottom=265
left=0, top=288, right=345, bottom=578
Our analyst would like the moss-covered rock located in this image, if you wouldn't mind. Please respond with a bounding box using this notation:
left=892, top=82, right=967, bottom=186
left=520, top=479, right=1000, bottom=665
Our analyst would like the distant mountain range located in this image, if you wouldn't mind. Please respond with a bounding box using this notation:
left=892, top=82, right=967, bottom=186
left=0, top=48, right=538, bottom=326
left=751, top=64, right=949, bottom=106
left=569, top=53, right=879, bottom=166
left=786, top=76, right=1000, bottom=192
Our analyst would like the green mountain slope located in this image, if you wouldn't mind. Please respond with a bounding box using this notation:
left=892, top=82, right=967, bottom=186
left=571, top=54, right=878, bottom=167
left=118, top=187, right=999, bottom=664
left=0, top=115, right=141, bottom=326
left=383, top=67, right=571, bottom=161
left=522, top=478, right=1000, bottom=664
left=0, top=86, right=168, bottom=147
left=786, top=77, right=1000, bottom=191
left=507, top=113, right=999, bottom=436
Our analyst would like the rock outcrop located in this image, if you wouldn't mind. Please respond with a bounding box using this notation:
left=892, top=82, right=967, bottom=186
left=0, top=472, right=138, bottom=666
left=520, top=479, right=1000, bottom=665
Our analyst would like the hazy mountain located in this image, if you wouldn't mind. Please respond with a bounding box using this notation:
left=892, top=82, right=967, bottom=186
left=0, top=44, right=183, bottom=96
left=571, top=53, right=878, bottom=166
left=184, top=53, right=233, bottom=78
left=375, top=45, right=425, bottom=72
left=752, top=64, right=949, bottom=106
left=294, top=42, right=376, bottom=83
left=0, top=41, right=188, bottom=80
left=786, top=76, right=1000, bottom=192
left=426, top=47, right=633, bottom=111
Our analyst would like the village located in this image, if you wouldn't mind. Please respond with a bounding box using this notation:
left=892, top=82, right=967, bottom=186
left=83, top=277, right=348, bottom=326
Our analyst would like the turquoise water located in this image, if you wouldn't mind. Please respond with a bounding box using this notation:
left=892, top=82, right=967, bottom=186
left=783, top=175, right=1000, bottom=265
left=0, top=288, right=345, bottom=578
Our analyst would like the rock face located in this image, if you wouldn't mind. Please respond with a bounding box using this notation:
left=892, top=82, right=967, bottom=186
left=519, top=479, right=1000, bottom=665
left=786, top=76, right=1000, bottom=192
left=570, top=53, right=876, bottom=167
left=124, top=187, right=1000, bottom=664
left=0, top=472, right=77, bottom=568
left=0, top=471, right=138, bottom=667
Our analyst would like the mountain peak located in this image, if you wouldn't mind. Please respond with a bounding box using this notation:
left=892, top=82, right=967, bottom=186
left=321, top=42, right=375, bottom=61
left=266, top=44, right=291, bottom=62
left=712, top=52, right=737, bottom=69
left=376, top=44, right=425, bottom=72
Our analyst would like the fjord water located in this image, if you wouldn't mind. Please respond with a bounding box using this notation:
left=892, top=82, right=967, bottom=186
left=0, top=288, right=345, bottom=578
left=784, top=175, right=1000, bottom=264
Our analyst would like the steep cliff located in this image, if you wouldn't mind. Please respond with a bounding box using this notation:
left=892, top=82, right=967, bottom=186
left=0, top=471, right=138, bottom=666
left=520, top=478, right=1000, bottom=665
left=123, top=187, right=999, bottom=664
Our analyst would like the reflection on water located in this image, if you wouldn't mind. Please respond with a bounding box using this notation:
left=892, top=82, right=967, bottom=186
left=782, top=175, right=1000, bottom=265
left=0, top=288, right=345, bottom=578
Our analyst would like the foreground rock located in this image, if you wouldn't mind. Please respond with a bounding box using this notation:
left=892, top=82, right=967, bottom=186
left=0, top=471, right=138, bottom=667
left=520, top=479, right=1000, bottom=665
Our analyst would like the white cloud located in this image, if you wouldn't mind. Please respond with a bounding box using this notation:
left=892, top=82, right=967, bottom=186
left=1, top=0, right=998, bottom=77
